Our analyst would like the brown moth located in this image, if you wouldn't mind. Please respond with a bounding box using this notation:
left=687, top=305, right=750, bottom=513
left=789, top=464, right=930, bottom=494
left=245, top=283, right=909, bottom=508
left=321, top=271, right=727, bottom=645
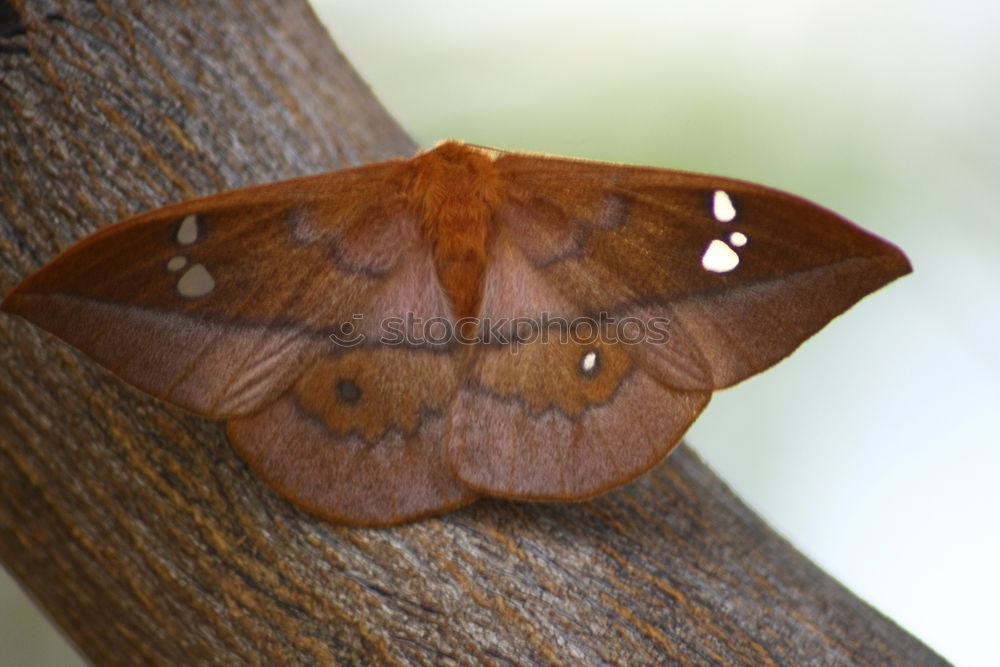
left=1, top=141, right=911, bottom=525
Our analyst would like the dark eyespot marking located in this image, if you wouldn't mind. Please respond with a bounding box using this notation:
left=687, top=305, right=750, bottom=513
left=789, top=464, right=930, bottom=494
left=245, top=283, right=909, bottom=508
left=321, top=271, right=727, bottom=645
left=336, top=378, right=362, bottom=404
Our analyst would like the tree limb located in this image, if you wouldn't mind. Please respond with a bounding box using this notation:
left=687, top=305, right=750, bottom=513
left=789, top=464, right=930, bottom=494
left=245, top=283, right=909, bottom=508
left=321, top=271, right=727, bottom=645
left=0, top=1, right=945, bottom=664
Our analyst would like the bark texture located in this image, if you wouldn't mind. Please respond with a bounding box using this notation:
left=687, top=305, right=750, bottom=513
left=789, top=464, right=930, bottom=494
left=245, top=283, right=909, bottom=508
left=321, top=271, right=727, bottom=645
left=0, top=1, right=945, bottom=664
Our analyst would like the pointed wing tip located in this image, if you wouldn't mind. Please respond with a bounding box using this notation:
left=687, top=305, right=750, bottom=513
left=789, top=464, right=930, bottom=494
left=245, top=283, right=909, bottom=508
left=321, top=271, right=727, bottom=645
left=850, top=232, right=912, bottom=289
left=3, top=263, right=61, bottom=319
left=896, top=249, right=914, bottom=278
left=2, top=283, right=70, bottom=336
left=875, top=242, right=913, bottom=286
left=1, top=283, right=38, bottom=319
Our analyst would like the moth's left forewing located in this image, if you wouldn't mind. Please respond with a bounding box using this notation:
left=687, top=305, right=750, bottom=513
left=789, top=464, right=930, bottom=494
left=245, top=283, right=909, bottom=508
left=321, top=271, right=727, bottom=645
left=1, top=163, right=413, bottom=416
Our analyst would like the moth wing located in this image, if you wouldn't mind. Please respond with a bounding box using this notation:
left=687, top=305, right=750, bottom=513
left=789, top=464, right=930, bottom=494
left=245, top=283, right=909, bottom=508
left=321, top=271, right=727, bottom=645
left=446, top=153, right=910, bottom=500
left=446, top=227, right=710, bottom=500
left=492, top=152, right=912, bottom=388
left=3, top=162, right=477, bottom=524
left=228, top=342, right=476, bottom=526
left=3, top=163, right=414, bottom=414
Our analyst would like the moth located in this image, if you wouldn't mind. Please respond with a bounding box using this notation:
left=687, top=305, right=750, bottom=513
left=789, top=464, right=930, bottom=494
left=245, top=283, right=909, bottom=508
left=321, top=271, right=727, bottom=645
left=2, top=141, right=911, bottom=525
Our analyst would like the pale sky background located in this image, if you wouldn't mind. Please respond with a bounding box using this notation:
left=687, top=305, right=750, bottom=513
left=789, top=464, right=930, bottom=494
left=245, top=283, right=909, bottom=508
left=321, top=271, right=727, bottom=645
left=3, top=1, right=999, bottom=665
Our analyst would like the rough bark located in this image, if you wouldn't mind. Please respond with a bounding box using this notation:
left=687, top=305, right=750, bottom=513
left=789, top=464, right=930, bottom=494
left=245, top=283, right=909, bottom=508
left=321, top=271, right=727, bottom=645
left=0, top=1, right=945, bottom=665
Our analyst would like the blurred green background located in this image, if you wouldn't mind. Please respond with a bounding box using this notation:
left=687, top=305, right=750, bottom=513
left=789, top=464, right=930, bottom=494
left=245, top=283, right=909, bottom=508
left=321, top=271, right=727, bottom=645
left=3, top=1, right=998, bottom=664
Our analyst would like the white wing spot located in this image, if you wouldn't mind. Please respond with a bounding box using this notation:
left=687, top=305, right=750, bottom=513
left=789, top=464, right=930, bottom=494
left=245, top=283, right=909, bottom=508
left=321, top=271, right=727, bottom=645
left=176, top=215, right=199, bottom=245
left=729, top=231, right=748, bottom=247
left=580, top=350, right=598, bottom=375
left=712, top=190, right=737, bottom=222
left=166, top=256, right=188, bottom=272
left=701, top=240, right=740, bottom=273
left=288, top=207, right=320, bottom=244
left=177, top=263, right=215, bottom=298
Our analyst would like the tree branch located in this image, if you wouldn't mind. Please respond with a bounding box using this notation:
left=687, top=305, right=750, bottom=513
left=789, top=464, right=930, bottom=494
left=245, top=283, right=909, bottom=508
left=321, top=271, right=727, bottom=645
left=0, top=1, right=945, bottom=664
